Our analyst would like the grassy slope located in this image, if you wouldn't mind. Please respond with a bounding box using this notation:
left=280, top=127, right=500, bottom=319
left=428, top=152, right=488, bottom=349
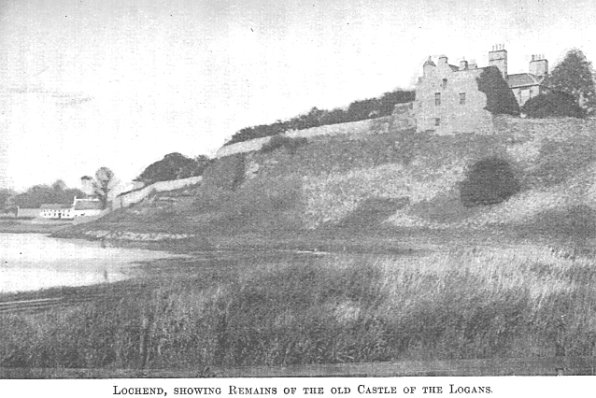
left=16, top=114, right=596, bottom=373
left=64, top=114, right=596, bottom=242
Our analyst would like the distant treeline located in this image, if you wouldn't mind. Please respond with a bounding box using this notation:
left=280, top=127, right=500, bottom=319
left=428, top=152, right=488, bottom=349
left=226, top=89, right=414, bottom=146
left=5, top=181, right=84, bottom=209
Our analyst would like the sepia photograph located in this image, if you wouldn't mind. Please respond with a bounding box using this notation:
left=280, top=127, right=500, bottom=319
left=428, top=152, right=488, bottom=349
left=1, top=0, right=596, bottom=390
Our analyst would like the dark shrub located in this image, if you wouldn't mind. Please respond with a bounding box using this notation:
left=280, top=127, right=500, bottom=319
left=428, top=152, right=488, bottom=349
left=521, top=92, right=585, bottom=118
left=136, top=153, right=210, bottom=185
left=460, top=158, right=520, bottom=207
left=476, top=66, right=520, bottom=116
left=260, top=135, right=308, bottom=154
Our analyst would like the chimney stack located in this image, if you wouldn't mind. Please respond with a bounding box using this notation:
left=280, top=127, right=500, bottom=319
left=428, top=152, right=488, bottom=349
left=488, top=44, right=508, bottom=79
left=529, top=53, right=548, bottom=78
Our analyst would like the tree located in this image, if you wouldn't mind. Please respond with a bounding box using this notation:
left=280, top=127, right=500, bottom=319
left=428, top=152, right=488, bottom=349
left=476, top=66, right=520, bottom=116
left=136, top=153, right=210, bottom=185
left=521, top=92, right=585, bottom=118
left=378, top=89, right=416, bottom=116
left=12, top=182, right=83, bottom=208
left=0, top=188, right=15, bottom=211
left=547, top=49, right=596, bottom=115
left=52, top=180, right=67, bottom=191
left=91, top=167, right=116, bottom=209
left=346, top=97, right=381, bottom=121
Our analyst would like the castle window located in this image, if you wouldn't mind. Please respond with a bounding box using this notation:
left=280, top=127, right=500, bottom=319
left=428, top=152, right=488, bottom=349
left=459, top=92, right=466, bottom=104
left=435, top=92, right=441, bottom=106
left=442, top=78, right=448, bottom=88
left=434, top=118, right=441, bottom=126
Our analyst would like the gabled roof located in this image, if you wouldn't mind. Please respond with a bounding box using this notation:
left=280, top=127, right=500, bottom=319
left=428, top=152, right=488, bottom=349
left=508, top=73, right=542, bottom=88
left=40, top=204, right=71, bottom=210
left=73, top=199, right=103, bottom=211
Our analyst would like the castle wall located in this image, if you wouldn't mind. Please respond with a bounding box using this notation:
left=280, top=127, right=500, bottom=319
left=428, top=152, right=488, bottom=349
left=113, top=175, right=203, bottom=210
left=215, top=110, right=416, bottom=158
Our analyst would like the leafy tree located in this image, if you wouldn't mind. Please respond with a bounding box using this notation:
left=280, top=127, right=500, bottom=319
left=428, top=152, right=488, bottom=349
left=477, top=66, right=520, bottom=116
left=346, top=97, right=380, bottom=121
left=521, top=92, right=585, bottom=118
left=547, top=49, right=596, bottom=114
left=13, top=181, right=84, bottom=208
left=91, top=167, right=116, bottom=209
left=0, top=188, right=15, bottom=210
left=378, top=90, right=416, bottom=116
left=136, top=153, right=210, bottom=185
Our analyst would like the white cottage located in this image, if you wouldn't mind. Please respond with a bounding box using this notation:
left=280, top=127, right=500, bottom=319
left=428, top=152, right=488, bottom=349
left=72, top=197, right=104, bottom=218
left=39, top=204, right=73, bottom=220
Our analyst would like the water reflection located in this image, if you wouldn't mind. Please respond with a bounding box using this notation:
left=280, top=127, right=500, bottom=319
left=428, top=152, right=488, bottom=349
left=0, top=233, right=176, bottom=293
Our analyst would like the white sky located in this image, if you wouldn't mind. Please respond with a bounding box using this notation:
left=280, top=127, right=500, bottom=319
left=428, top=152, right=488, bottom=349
left=0, top=0, right=595, bottom=191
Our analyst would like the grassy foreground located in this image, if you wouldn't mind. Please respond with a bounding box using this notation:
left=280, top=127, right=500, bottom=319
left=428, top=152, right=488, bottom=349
left=1, top=242, right=595, bottom=372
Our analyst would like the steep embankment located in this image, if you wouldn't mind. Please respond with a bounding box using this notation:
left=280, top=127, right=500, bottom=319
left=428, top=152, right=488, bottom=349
left=66, top=113, right=596, bottom=241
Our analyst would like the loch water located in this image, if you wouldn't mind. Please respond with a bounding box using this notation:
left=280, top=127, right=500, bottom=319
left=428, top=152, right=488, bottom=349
left=0, top=233, right=174, bottom=294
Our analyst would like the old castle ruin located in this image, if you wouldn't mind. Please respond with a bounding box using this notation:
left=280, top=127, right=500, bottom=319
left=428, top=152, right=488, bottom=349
left=415, top=45, right=549, bottom=134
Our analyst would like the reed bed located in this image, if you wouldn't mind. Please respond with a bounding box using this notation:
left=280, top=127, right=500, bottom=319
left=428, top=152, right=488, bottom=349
left=1, top=244, right=595, bottom=370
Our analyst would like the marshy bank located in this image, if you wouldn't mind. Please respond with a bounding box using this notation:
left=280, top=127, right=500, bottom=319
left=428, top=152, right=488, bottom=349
left=2, top=241, right=596, bottom=375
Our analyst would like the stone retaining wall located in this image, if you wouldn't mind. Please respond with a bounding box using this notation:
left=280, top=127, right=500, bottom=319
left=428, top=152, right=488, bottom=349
left=215, top=106, right=416, bottom=158
left=113, top=176, right=203, bottom=210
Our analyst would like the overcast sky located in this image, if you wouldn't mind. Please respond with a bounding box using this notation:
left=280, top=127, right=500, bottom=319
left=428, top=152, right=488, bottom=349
left=1, top=0, right=595, bottom=190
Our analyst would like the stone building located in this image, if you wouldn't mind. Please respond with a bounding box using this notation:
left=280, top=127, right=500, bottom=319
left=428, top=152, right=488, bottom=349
left=486, top=45, right=549, bottom=106
left=37, top=197, right=103, bottom=220
left=508, top=54, right=549, bottom=106
left=414, top=54, right=494, bottom=135
left=72, top=197, right=103, bottom=218
left=415, top=45, right=547, bottom=134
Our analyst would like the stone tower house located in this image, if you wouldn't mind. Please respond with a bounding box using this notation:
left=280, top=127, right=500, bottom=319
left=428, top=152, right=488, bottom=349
left=414, top=54, right=494, bottom=135
left=414, top=45, right=550, bottom=134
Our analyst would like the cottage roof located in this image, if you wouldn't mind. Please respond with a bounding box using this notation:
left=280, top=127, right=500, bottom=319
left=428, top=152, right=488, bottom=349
left=40, top=203, right=71, bottom=210
left=507, top=73, right=542, bottom=88
left=73, top=199, right=103, bottom=211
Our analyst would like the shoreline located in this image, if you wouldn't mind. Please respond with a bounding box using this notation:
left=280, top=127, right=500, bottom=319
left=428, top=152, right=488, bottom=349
left=0, top=219, right=72, bottom=234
